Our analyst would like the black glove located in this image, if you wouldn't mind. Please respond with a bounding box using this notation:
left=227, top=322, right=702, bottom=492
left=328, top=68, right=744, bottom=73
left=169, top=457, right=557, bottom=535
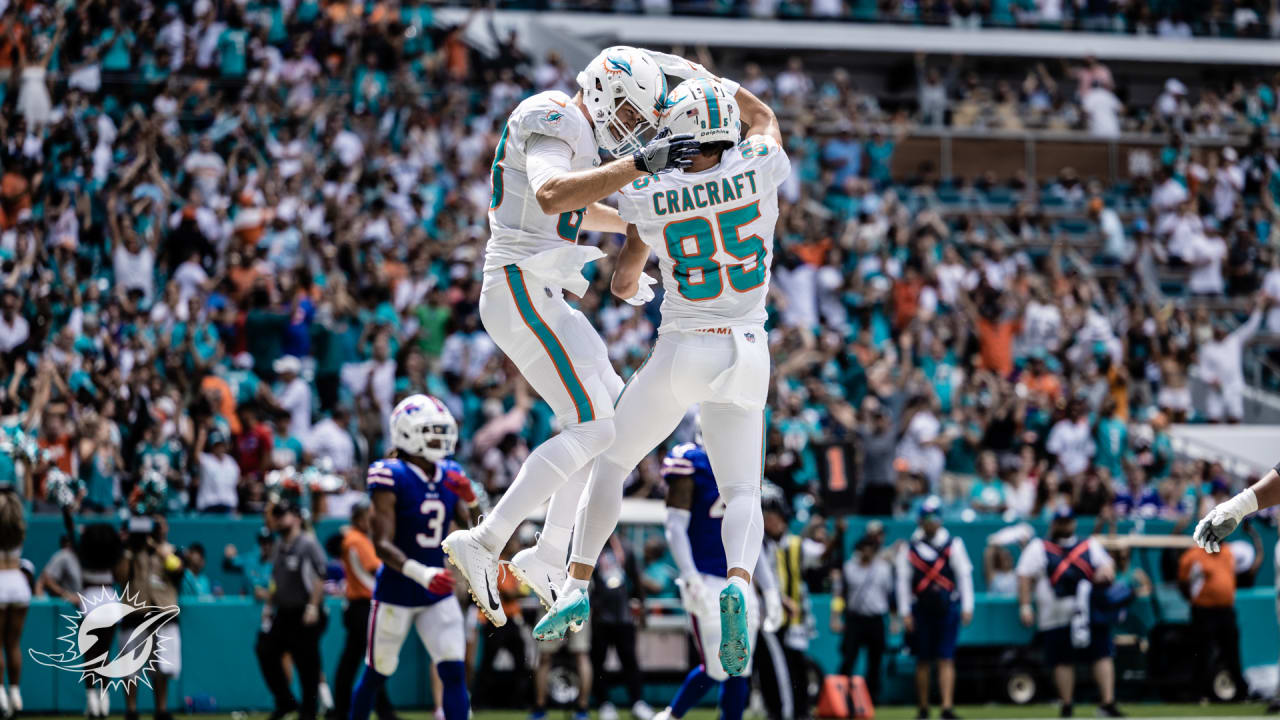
left=633, top=130, right=699, bottom=175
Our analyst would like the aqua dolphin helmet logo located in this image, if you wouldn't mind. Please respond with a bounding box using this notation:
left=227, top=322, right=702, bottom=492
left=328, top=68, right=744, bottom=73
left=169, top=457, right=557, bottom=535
left=605, top=57, right=633, bottom=76
left=29, top=586, right=180, bottom=690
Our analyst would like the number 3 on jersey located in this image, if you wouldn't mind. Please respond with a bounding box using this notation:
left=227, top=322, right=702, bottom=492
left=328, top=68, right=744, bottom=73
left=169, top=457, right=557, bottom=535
left=664, top=201, right=766, bottom=301
left=416, top=498, right=446, bottom=548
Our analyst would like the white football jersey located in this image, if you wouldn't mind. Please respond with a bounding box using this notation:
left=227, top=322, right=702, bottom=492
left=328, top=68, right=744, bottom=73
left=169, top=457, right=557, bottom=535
left=617, top=135, right=790, bottom=332
left=483, top=91, right=601, bottom=273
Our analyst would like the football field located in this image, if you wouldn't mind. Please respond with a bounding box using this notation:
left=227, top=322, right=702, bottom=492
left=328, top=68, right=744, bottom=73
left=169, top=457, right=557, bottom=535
left=19, top=706, right=1273, bottom=720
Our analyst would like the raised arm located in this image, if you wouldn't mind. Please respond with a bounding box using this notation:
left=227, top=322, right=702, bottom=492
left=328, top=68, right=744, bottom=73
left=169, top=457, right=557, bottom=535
left=735, top=85, right=782, bottom=146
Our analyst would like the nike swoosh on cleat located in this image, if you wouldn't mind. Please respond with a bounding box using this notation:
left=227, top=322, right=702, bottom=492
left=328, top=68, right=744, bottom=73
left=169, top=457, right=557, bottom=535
left=549, top=579, right=558, bottom=602
left=484, top=574, right=500, bottom=611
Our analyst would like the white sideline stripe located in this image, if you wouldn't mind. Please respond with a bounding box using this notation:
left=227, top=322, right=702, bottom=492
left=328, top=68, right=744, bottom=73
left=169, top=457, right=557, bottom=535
left=962, top=712, right=1254, bottom=717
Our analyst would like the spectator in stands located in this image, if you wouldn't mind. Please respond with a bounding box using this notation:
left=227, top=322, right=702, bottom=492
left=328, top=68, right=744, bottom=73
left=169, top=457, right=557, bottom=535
left=1178, top=536, right=1244, bottom=701
left=1016, top=507, right=1122, bottom=717
left=915, top=53, right=956, bottom=126
left=895, top=497, right=973, bottom=720
left=1046, top=399, right=1095, bottom=482
left=1198, top=294, right=1266, bottom=422
left=832, top=535, right=893, bottom=703
left=224, top=526, right=275, bottom=601
left=181, top=542, right=214, bottom=600
left=856, top=398, right=898, bottom=516
left=34, top=534, right=80, bottom=605
left=193, top=428, right=240, bottom=514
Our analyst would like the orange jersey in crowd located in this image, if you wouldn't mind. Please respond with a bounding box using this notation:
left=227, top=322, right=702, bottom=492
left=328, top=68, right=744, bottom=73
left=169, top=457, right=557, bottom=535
left=1178, top=544, right=1235, bottom=608
left=341, top=528, right=381, bottom=600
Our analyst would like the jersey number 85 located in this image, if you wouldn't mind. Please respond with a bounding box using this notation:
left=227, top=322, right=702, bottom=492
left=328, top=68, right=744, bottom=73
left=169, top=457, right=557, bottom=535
left=664, top=200, right=766, bottom=301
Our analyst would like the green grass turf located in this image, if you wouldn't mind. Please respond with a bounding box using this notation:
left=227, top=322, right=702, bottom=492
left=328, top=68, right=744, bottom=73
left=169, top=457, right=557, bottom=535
left=15, top=706, right=1273, bottom=720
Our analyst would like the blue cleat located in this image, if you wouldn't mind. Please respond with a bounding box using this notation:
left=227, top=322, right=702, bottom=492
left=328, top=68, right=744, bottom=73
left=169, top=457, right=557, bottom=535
left=533, top=587, right=590, bottom=641
left=718, top=583, right=750, bottom=676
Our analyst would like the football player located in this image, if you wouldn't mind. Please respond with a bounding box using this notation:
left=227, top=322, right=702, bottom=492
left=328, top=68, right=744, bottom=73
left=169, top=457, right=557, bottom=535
left=653, top=441, right=783, bottom=720
left=443, top=46, right=733, bottom=625
left=350, top=395, right=476, bottom=720
left=534, top=77, right=787, bottom=681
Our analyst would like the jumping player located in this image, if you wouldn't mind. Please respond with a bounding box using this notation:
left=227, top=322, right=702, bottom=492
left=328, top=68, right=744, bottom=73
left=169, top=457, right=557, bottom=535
left=652, top=441, right=783, bottom=720
left=534, top=77, right=787, bottom=680
left=350, top=395, right=476, bottom=720
left=443, top=45, right=710, bottom=624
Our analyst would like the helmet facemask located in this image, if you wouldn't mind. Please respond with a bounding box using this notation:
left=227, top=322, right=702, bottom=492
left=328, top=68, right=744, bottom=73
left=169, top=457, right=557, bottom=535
left=594, top=88, right=659, bottom=157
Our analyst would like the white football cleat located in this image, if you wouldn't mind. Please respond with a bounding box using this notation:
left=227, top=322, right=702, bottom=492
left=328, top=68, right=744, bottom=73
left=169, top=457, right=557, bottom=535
left=9, top=686, right=21, bottom=713
left=442, top=529, right=507, bottom=627
left=631, top=700, right=655, bottom=720
left=507, top=546, right=567, bottom=611
left=651, top=707, right=674, bottom=720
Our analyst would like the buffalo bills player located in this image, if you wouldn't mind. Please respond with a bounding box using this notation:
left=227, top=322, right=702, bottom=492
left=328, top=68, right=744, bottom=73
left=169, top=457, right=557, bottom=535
left=349, top=395, right=477, bottom=720
left=653, top=441, right=783, bottom=720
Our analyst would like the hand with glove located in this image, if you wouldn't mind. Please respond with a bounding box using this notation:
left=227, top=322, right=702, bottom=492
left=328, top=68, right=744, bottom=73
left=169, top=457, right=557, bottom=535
left=634, top=129, right=699, bottom=175
left=443, top=469, right=478, bottom=507
left=402, top=560, right=457, bottom=595
left=763, top=589, right=784, bottom=633
left=676, top=574, right=710, bottom=614
left=1194, top=487, right=1257, bottom=552
left=623, top=272, right=657, bottom=306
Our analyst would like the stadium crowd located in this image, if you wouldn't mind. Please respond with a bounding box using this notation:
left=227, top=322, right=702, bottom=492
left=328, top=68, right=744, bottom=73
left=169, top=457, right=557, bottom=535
left=0, top=0, right=1276, bottom=532
left=478, top=0, right=1280, bottom=39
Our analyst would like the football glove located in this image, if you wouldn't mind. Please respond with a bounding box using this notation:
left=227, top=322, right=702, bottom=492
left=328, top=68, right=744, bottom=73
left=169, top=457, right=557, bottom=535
left=623, top=273, right=657, bottom=307
left=634, top=130, right=699, bottom=175
left=1193, top=488, right=1257, bottom=553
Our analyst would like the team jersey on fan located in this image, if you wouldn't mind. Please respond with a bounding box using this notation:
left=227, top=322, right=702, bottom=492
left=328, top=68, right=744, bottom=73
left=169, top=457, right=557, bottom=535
left=616, top=135, right=790, bottom=333
left=483, top=90, right=601, bottom=273
left=666, top=442, right=728, bottom=578
left=366, top=457, right=465, bottom=607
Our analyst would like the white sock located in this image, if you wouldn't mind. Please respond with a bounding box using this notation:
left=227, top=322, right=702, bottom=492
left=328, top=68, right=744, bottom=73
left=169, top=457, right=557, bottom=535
left=318, top=681, right=333, bottom=712
left=474, top=452, right=570, bottom=553
left=559, top=575, right=589, bottom=598
left=727, top=575, right=750, bottom=592
left=0, top=686, right=10, bottom=715
left=9, top=685, right=20, bottom=712
left=538, top=464, right=590, bottom=565
left=568, top=456, right=628, bottom=567
left=721, top=484, right=764, bottom=575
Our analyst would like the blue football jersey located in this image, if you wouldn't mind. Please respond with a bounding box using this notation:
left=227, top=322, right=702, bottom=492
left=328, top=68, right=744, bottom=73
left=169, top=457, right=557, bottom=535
left=366, top=457, right=465, bottom=606
left=666, top=443, right=727, bottom=578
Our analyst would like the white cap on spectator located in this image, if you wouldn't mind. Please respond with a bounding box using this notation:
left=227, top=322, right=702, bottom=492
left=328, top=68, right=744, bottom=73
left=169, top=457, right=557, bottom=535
left=273, top=355, right=301, bottom=376
left=1223, top=146, right=1238, bottom=162
left=1164, top=78, right=1187, bottom=95
left=194, top=0, right=212, bottom=16
left=155, top=396, right=176, bottom=419
left=233, top=352, right=254, bottom=369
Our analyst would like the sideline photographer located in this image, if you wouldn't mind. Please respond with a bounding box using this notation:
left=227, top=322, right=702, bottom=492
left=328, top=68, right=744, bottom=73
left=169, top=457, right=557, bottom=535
left=120, top=514, right=183, bottom=720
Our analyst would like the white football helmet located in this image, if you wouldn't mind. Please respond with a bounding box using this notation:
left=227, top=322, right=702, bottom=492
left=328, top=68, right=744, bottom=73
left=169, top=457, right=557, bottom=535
left=577, top=46, right=669, bottom=157
left=662, top=78, right=740, bottom=146
left=390, top=394, right=458, bottom=462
